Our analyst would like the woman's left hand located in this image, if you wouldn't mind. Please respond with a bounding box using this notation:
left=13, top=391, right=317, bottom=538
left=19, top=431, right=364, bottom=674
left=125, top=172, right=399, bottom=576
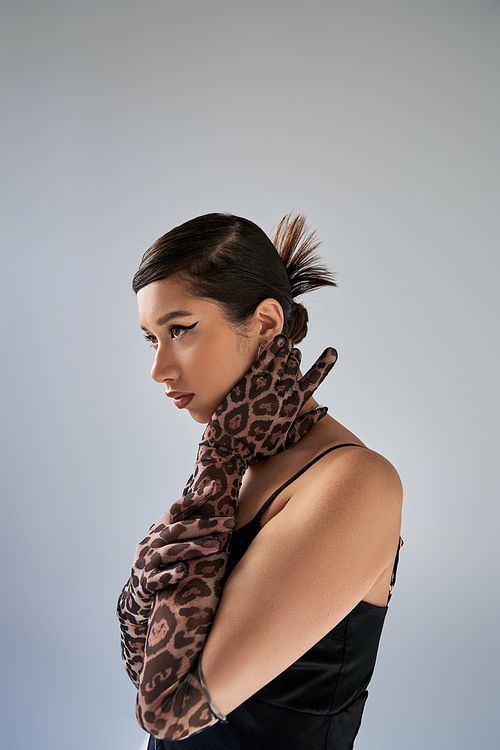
left=199, top=334, right=337, bottom=465
left=175, top=335, right=337, bottom=523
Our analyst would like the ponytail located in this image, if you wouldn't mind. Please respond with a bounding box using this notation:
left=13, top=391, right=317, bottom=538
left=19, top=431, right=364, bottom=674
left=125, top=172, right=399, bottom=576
left=273, top=215, right=336, bottom=343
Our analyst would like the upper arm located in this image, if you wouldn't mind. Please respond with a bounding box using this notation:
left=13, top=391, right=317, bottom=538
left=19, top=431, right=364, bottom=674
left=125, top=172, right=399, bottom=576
left=201, top=448, right=403, bottom=716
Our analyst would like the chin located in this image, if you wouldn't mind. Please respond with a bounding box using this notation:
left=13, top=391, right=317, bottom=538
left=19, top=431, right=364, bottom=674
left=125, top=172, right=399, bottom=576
left=187, top=395, right=225, bottom=425
left=187, top=407, right=211, bottom=425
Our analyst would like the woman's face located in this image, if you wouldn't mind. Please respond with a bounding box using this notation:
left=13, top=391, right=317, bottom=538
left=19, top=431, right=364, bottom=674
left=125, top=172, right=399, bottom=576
left=137, top=276, right=260, bottom=423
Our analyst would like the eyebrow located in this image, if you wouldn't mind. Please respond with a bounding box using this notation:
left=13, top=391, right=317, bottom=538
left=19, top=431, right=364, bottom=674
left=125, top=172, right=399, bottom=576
left=140, top=310, right=194, bottom=330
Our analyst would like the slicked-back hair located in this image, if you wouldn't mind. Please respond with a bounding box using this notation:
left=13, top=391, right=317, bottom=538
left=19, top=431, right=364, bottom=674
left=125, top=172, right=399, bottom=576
left=132, top=213, right=336, bottom=344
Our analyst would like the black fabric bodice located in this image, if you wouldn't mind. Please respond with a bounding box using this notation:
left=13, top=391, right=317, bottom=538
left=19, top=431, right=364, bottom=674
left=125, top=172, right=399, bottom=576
left=150, top=444, right=400, bottom=750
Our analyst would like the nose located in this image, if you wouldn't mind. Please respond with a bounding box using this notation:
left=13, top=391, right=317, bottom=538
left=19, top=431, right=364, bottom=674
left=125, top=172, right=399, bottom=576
left=150, top=345, right=179, bottom=384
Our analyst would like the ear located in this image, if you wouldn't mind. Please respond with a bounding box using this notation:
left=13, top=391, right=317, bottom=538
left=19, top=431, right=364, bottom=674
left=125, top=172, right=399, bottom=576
left=254, top=298, right=284, bottom=343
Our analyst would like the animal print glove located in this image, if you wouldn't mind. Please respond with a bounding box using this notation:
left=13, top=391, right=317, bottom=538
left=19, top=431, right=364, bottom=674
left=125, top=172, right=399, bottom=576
left=121, top=336, right=337, bottom=739
left=178, top=335, right=337, bottom=517
left=117, top=484, right=233, bottom=686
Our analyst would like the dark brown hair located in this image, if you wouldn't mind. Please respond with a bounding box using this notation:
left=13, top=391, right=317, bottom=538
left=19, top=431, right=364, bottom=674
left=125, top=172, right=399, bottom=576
left=132, top=213, right=336, bottom=344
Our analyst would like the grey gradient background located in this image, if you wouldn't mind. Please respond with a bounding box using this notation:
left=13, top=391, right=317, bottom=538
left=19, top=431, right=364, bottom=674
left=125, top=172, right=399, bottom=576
left=1, top=1, right=499, bottom=748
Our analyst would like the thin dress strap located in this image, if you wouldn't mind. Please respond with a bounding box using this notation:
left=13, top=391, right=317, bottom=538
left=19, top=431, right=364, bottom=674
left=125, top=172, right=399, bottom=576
left=388, top=536, right=404, bottom=602
left=253, top=443, right=366, bottom=523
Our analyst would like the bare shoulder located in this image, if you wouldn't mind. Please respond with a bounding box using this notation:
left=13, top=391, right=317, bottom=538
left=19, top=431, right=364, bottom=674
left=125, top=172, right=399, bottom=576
left=318, top=445, right=402, bottom=500
left=276, top=443, right=403, bottom=577
left=286, top=443, right=403, bottom=519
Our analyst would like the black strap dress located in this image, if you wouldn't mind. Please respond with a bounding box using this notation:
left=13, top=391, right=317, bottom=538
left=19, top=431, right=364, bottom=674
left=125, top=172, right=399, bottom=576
left=149, top=444, right=402, bottom=749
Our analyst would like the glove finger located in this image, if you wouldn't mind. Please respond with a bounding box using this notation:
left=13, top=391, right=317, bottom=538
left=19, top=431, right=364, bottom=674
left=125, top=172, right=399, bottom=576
left=256, top=334, right=291, bottom=373
left=145, top=536, right=225, bottom=571
left=158, top=515, right=235, bottom=542
left=282, top=346, right=302, bottom=379
left=170, top=481, right=215, bottom=521
left=285, top=406, right=329, bottom=448
left=144, top=562, right=187, bottom=591
left=143, top=507, right=174, bottom=539
left=298, top=348, right=337, bottom=403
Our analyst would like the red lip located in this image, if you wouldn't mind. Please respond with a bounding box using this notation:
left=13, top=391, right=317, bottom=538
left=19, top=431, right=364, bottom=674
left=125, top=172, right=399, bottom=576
left=166, top=391, right=194, bottom=409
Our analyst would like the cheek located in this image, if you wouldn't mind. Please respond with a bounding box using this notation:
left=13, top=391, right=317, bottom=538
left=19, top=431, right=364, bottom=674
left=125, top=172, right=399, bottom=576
left=222, top=337, right=253, bottom=377
left=187, top=343, right=254, bottom=423
left=207, top=339, right=252, bottom=394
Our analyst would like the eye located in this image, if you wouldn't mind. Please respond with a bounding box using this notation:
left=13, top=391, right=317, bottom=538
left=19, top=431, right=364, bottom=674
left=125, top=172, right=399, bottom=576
left=143, top=333, right=157, bottom=348
left=169, top=322, right=198, bottom=339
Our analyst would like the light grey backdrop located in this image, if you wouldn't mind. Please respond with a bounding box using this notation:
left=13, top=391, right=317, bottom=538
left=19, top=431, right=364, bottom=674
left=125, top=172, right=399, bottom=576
left=1, top=1, right=499, bottom=748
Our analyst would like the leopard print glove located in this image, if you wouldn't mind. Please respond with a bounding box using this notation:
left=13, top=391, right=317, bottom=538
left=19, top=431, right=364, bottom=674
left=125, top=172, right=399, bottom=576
left=117, top=484, right=234, bottom=686
left=124, top=336, right=337, bottom=739
left=178, top=335, right=337, bottom=517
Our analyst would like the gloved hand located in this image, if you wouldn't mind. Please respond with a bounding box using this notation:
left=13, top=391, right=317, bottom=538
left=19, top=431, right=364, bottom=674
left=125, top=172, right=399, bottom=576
left=176, top=334, right=337, bottom=520
left=117, top=484, right=233, bottom=685
left=119, top=335, right=337, bottom=739
left=131, top=484, right=235, bottom=596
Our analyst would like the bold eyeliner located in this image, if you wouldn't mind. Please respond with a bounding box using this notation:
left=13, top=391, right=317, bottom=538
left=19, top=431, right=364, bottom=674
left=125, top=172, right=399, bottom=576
left=169, top=321, right=198, bottom=339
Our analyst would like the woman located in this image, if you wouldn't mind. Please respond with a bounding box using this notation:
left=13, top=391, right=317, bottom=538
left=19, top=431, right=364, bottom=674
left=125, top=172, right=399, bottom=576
left=117, top=213, right=403, bottom=749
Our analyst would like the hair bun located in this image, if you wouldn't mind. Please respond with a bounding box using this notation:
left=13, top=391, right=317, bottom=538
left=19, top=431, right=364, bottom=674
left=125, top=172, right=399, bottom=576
left=287, top=302, right=309, bottom=344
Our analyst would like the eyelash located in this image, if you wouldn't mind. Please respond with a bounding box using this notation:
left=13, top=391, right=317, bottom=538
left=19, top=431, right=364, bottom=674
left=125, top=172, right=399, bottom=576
left=143, top=322, right=198, bottom=347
